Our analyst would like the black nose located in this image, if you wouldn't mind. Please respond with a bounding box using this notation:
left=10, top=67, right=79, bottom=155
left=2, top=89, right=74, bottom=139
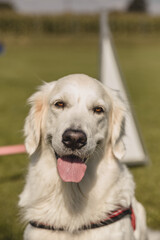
left=62, top=129, right=87, bottom=150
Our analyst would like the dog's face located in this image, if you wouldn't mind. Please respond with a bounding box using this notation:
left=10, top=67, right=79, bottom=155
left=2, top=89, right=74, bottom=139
left=24, top=74, right=125, bottom=183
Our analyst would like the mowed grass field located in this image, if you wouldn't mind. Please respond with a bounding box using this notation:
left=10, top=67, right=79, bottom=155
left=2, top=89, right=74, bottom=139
left=0, top=33, right=160, bottom=239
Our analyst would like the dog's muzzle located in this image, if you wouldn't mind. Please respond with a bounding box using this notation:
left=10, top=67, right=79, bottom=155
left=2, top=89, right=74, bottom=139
left=46, top=130, right=88, bottom=183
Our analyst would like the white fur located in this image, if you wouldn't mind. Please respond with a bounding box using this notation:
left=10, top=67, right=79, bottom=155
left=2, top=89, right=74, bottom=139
left=19, top=74, right=148, bottom=240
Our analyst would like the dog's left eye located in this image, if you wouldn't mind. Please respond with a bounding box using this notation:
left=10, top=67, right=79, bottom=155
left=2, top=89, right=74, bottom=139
left=93, top=106, right=104, bottom=114
left=54, top=101, right=65, bottom=109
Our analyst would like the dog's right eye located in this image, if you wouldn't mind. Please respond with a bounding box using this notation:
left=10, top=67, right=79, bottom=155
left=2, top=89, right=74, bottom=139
left=54, top=101, right=65, bottom=109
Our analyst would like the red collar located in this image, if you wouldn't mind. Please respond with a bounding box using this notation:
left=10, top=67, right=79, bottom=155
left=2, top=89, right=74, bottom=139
left=30, top=206, right=136, bottom=232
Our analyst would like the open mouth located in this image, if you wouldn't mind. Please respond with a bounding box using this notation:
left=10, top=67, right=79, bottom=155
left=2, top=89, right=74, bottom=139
left=55, top=153, right=87, bottom=183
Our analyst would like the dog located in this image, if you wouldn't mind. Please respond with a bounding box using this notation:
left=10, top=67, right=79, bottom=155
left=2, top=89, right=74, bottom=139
left=19, top=74, right=148, bottom=240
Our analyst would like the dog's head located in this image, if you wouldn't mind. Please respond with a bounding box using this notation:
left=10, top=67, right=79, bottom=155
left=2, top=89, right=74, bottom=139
left=24, top=74, right=126, bottom=183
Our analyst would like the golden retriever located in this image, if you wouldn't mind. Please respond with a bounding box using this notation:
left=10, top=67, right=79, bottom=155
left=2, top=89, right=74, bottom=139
left=19, top=74, right=148, bottom=240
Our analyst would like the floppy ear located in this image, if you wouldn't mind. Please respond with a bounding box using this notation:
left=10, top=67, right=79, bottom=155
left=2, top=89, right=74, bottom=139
left=110, top=92, right=126, bottom=160
left=24, top=83, right=52, bottom=155
left=24, top=90, right=44, bottom=155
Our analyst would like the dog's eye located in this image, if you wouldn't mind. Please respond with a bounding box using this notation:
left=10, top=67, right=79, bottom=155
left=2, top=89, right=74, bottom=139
left=93, top=106, right=104, bottom=114
left=54, top=101, right=65, bottom=109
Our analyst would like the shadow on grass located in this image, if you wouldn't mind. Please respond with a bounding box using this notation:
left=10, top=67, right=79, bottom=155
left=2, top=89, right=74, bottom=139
left=0, top=222, right=23, bottom=240
left=0, top=173, right=23, bottom=184
left=0, top=225, right=13, bottom=240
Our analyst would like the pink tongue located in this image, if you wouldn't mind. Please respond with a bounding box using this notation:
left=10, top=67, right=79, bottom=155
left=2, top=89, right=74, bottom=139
left=57, top=156, right=87, bottom=183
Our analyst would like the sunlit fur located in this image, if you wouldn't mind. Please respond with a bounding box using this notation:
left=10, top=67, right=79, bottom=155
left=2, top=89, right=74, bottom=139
left=19, top=74, right=147, bottom=240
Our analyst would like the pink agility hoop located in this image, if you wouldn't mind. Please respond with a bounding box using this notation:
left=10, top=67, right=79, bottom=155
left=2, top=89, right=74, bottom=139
left=0, top=144, right=26, bottom=156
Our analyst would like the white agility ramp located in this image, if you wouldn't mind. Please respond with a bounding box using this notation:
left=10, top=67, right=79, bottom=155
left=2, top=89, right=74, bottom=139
left=100, top=12, right=148, bottom=165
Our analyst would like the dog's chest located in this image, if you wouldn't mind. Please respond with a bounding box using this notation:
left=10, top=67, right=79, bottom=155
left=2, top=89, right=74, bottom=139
left=26, top=218, right=133, bottom=240
left=32, top=182, right=112, bottom=232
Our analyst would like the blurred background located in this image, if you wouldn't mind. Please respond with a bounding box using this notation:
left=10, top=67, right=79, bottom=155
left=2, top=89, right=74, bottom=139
left=0, top=0, right=160, bottom=239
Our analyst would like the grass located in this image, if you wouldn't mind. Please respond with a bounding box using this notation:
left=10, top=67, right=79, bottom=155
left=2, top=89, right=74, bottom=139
left=0, top=32, right=160, bottom=239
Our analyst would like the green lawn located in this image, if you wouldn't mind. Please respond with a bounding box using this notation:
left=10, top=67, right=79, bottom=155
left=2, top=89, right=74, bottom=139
left=0, top=33, right=160, bottom=239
